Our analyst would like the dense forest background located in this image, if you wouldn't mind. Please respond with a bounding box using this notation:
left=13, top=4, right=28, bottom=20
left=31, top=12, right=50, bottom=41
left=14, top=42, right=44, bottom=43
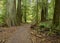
left=0, top=0, right=60, bottom=35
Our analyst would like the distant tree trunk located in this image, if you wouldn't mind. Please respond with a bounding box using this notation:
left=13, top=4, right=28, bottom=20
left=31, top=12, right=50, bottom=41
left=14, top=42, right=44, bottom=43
left=53, top=0, right=60, bottom=27
left=24, top=0, right=27, bottom=23
left=16, top=0, right=22, bottom=25
left=6, top=0, right=16, bottom=27
left=41, top=0, right=48, bottom=22
left=35, top=0, right=38, bottom=24
left=41, top=7, right=45, bottom=21
left=45, top=0, right=48, bottom=20
left=24, top=6, right=26, bottom=23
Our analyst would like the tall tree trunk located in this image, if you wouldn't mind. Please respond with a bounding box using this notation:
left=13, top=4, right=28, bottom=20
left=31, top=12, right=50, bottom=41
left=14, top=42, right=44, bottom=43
left=35, top=0, right=38, bottom=24
left=6, top=0, right=16, bottom=27
left=53, top=0, right=60, bottom=27
left=16, top=0, right=22, bottom=25
left=24, top=0, right=27, bottom=23
left=41, top=7, right=45, bottom=21
left=41, top=0, right=48, bottom=22
left=45, top=0, right=48, bottom=20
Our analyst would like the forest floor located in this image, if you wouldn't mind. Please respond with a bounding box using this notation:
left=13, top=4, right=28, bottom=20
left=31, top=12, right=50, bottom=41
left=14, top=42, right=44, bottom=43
left=0, top=24, right=32, bottom=43
left=31, top=28, right=60, bottom=43
left=0, top=26, right=17, bottom=43
left=0, top=24, right=60, bottom=43
left=5, top=24, right=32, bottom=43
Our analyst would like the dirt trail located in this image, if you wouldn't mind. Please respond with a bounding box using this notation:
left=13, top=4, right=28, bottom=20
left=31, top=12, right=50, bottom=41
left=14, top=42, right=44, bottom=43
left=5, top=24, right=32, bottom=43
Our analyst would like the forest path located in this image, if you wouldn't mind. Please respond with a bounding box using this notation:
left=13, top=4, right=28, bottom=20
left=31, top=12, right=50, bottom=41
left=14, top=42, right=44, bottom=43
left=5, top=24, right=32, bottom=43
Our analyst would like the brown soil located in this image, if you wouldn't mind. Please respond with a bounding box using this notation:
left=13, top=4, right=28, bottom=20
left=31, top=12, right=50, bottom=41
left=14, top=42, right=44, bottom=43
left=0, top=23, right=27, bottom=43
left=5, top=24, right=32, bottom=43
left=0, top=26, right=19, bottom=43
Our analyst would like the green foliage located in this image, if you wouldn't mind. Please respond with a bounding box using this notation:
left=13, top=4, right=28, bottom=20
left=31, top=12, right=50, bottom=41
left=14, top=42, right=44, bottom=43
left=0, top=0, right=6, bottom=26
left=39, top=21, right=52, bottom=28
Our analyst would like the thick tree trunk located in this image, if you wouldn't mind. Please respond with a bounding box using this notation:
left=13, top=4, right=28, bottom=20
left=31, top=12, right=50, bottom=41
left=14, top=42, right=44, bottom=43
left=53, top=0, right=60, bottom=26
left=6, top=0, right=16, bottom=27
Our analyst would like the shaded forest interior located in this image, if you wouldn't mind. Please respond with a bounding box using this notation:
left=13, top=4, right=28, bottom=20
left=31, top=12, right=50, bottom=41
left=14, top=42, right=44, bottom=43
left=0, top=0, right=60, bottom=43
left=0, top=0, right=55, bottom=26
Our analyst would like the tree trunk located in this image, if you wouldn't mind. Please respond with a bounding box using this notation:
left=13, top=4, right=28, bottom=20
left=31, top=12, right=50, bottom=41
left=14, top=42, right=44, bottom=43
left=6, top=0, right=16, bottom=27
left=16, top=0, right=22, bottom=25
left=53, top=0, right=60, bottom=27
left=41, top=0, right=48, bottom=22
left=24, top=0, right=27, bottom=23
left=45, top=0, right=48, bottom=20
left=41, top=7, right=45, bottom=21
left=35, top=0, right=38, bottom=24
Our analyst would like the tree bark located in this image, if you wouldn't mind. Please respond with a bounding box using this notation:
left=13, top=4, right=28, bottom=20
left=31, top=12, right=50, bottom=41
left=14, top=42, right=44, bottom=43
left=36, top=0, right=38, bottom=24
left=53, top=0, right=60, bottom=26
left=24, top=0, right=27, bottom=23
left=16, top=0, right=22, bottom=25
left=6, top=0, right=16, bottom=27
left=41, top=0, right=48, bottom=22
left=41, top=7, right=45, bottom=21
